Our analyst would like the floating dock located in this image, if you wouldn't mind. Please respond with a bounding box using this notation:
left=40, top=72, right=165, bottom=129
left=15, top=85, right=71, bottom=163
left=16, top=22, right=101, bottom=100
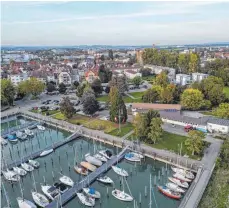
left=45, top=146, right=130, bottom=208
left=2, top=132, right=80, bottom=170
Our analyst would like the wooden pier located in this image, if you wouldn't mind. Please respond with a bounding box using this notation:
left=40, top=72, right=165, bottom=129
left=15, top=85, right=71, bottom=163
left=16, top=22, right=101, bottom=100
left=2, top=132, right=80, bottom=170
left=45, top=146, right=130, bottom=208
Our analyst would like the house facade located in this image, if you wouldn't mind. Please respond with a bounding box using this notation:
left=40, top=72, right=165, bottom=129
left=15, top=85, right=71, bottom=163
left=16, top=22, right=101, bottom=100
left=192, top=73, right=209, bottom=82
left=85, top=69, right=99, bottom=83
left=58, top=72, right=72, bottom=85
left=176, top=74, right=191, bottom=86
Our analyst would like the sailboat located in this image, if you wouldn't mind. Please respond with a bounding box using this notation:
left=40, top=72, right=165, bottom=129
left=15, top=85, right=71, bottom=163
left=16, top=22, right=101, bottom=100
left=93, top=153, right=107, bottom=162
left=7, top=134, right=18, bottom=143
left=17, top=178, right=37, bottom=208
left=112, top=176, right=133, bottom=202
left=13, top=167, right=27, bottom=176
left=16, top=131, right=27, bottom=140
left=59, top=174, right=74, bottom=187
left=112, top=166, right=129, bottom=177
left=168, top=177, right=189, bottom=189
left=2, top=170, right=20, bottom=182
left=166, top=183, right=185, bottom=193
left=73, top=147, right=88, bottom=175
left=171, top=167, right=195, bottom=180
left=97, top=175, right=113, bottom=184
left=77, top=192, right=95, bottom=207
left=31, top=171, right=49, bottom=207
left=125, top=153, right=141, bottom=162
left=1, top=137, right=8, bottom=145
left=158, top=186, right=181, bottom=200
left=173, top=173, right=192, bottom=182
left=29, top=159, right=40, bottom=168
left=99, top=149, right=112, bottom=159
left=83, top=187, right=101, bottom=199
left=25, top=129, right=34, bottom=136
left=41, top=184, right=60, bottom=201
left=80, top=161, right=97, bottom=172
left=40, top=148, right=54, bottom=157
left=21, top=162, right=34, bottom=172
left=85, top=153, right=102, bottom=166
left=37, top=125, right=45, bottom=131
left=129, top=151, right=144, bottom=159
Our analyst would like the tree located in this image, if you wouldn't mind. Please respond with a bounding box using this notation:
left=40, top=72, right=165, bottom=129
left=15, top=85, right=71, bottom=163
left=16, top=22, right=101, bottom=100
left=200, top=76, right=225, bottom=106
left=109, top=86, right=127, bottom=122
left=181, top=88, right=204, bottom=110
left=73, top=81, right=79, bottom=89
left=131, top=76, right=142, bottom=87
left=98, top=65, right=112, bottom=83
left=1, top=79, right=16, bottom=106
left=109, top=74, right=128, bottom=94
left=91, top=79, right=103, bottom=96
left=189, top=53, right=200, bottom=73
left=212, top=103, right=229, bottom=119
left=46, top=82, right=56, bottom=92
left=26, top=77, right=45, bottom=98
left=159, top=84, right=175, bottom=104
left=108, top=49, right=114, bottom=60
left=82, top=90, right=99, bottom=115
left=76, top=82, right=87, bottom=97
left=133, top=113, right=145, bottom=138
left=154, top=71, right=169, bottom=88
left=60, top=96, right=75, bottom=119
left=100, top=55, right=105, bottom=61
left=142, top=88, right=159, bottom=103
left=178, top=54, right=190, bottom=74
left=147, top=117, right=163, bottom=144
left=140, top=68, right=152, bottom=77
left=185, top=130, right=205, bottom=155
left=173, top=85, right=186, bottom=102
left=59, top=82, right=67, bottom=94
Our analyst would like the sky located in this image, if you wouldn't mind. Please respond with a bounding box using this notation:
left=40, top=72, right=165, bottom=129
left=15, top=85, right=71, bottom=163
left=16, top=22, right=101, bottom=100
left=1, top=1, right=229, bottom=46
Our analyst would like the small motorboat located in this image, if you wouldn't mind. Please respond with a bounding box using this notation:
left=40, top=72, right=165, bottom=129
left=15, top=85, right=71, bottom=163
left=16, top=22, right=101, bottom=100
left=53, top=182, right=68, bottom=194
left=83, top=187, right=101, bottom=199
left=7, top=134, right=18, bottom=143
left=85, top=153, right=102, bottom=166
left=24, top=129, right=34, bottom=136
left=28, top=160, right=40, bottom=168
left=31, top=191, right=49, bottom=207
left=74, top=165, right=88, bottom=176
left=21, top=163, right=34, bottom=172
left=125, top=153, right=141, bottom=162
left=112, top=189, right=133, bottom=202
left=40, top=148, right=53, bottom=157
left=13, top=167, right=27, bottom=176
left=2, top=170, right=20, bottom=182
left=158, top=186, right=181, bottom=200
left=59, top=175, right=74, bottom=187
left=173, top=173, right=192, bottom=182
left=37, top=125, right=45, bottom=131
left=171, top=167, right=195, bottom=180
left=112, top=166, right=128, bottom=177
left=16, top=131, right=27, bottom=140
left=80, top=161, right=97, bottom=172
left=77, top=192, right=95, bottom=207
left=17, top=197, right=37, bottom=208
left=168, top=177, right=189, bottom=189
left=41, top=184, right=60, bottom=201
left=129, top=152, right=144, bottom=159
left=97, top=175, right=113, bottom=184
left=99, top=149, right=112, bottom=159
left=1, top=137, right=8, bottom=145
left=166, top=183, right=185, bottom=193
left=93, top=153, right=107, bottom=162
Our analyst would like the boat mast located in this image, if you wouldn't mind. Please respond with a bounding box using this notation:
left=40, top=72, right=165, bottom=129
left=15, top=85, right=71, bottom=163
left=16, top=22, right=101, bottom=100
left=149, top=174, right=152, bottom=208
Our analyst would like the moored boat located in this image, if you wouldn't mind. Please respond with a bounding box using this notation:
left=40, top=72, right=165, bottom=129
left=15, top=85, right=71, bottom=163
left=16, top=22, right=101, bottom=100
left=24, top=129, right=34, bottom=136
left=13, top=167, right=27, bottom=176
left=7, top=134, right=18, bottom=143
left=59, top=175, right=74, bottom=187
left=112, top=189, right=133, bottom=202
left=16, top=131, right=27, bottom=140
left=83, top=187, right=101, bottom=199
left=171, top=167, right=195, bottom=179
left=37, top=125, right=45, bottom=131
left=99, top=149, right=112, bottom=159
left=2, top=170, right=20, bottom=182
left=1, top=137, right=8, bottom=145
left=166, top=182, right=185, bottom=193
left=41, top=184, right=60, bottom=201
left=157, top=185, right=181, bottom=200
left=97, top=176, right=113, bottom=184
left=21, top=163, right=34, bottom=172
left=129, top=152, right=144, bottom=159
left=85, top=153, right=102, bottom=166
left=93, top=153, right=107, bottom=162
left=80, top=161, right=97, bottom=172
left=77, top=192, right=95, bottom=207
left=74, top=165, right=88, bottom=176
left=40, top=148, right=53, bottom=157
left=168, top=177, right=189, bottom=189
left=124, top=153, right=141, bottom=162
left=17, top=197, right=37, bottom=208
left=31, top=192, right=49, bottom=208
left=28, top=160, right=40, bottom=168
left=173, top=173, right=192, bottom=182
left=112, top=166, right=128, bottom=177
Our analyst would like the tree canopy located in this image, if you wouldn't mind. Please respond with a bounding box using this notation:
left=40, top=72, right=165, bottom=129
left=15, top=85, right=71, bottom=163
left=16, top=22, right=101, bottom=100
left=212, top=103, right=229, bottom=119
left=98, top=65, right=112, bottom=83
left=109, top=74, right=128, bottom=94
left=1, top=79, right=16, bottom=106
left=82, top=89, right=99, bottom=115
left=59, top=82, right=67, bottom=94
left=91, top=79, right=103, bottom=96
left=131, top=76, right=142, bottom=87
left=60, top=96, right=75, bottom=119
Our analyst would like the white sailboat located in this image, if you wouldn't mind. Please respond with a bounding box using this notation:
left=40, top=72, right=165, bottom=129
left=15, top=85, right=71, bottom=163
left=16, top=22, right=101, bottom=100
left=173, top=173, right=192, bottom=182
left=112, top=177, right=133, bottom=202
left=31, top=171, right=49, bottom=207
left=83, top=187, right=101, bottom=199
left=28, top=159, right=40, bottom=168
left=59, top=175, right=74, bottom=187
left=166, top=182, right=186, bottom=193
left=41, top=184, right=60, bottom=201
left=25, top=129, right=34, bottom=136
left=13, top=167, right=27, bottom=176
left=1, top=137, right=8, bottom=145
left=97, top=176, right=113, bottom=184
left=85, top=153, right=102, bottom=166
left=112, top=166, right=129, bottom=177
left=37, top=125, right=45, bottom=131
left=21, top=163, right=34, bottom=172
left=2, top=170, right=20, bottom=182
left=16, top=131, right=27, bottom=140
left=77, top=192, right=95, bottom=207
left=168, top=177, right=189, bottom=189
left=40, top=148, right=54, bottom=157
left=171, top=167, right=195, bottom=180
left=125, top=153, right=141, bottom=162
left=129, top=151, right=144, bottom=159
left=99, top=149, right=112, bottom=159
left=93, top=153, right=107, bottom=162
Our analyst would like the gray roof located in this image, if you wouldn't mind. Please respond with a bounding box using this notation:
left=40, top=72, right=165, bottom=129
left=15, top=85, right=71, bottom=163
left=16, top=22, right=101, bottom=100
left=207, top=118, right=229, bottom=126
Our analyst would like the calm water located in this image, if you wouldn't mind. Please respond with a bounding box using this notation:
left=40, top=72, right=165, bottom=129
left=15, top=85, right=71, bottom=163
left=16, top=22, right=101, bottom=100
left=1, top=118, right=181, bottom=208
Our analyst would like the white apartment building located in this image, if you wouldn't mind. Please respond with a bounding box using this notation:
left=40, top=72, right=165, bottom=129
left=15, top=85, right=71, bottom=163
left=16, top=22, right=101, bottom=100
left=176, top=74, right=191, bottom=86
left=10, top=73, right=28, bottom=85
left=192, top=73, right=209, bottom=82
left=124, top=70, right=142, bottom=79
left=58, top=72, right=72, bottom=85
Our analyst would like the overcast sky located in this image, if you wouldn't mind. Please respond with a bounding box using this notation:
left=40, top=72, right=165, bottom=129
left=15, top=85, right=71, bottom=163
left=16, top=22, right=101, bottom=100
left=1, top=1, right=229, bottom=46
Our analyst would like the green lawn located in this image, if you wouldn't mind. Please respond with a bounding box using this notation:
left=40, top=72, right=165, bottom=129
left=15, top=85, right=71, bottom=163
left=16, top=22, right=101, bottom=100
left=107, top=123, right=134, bottom=137
left=97, top=95, right=109, bottom=102
left=30, top=109, right=60, bottom=116
left=142, top=75, right=156, bottom=81
left=223, top=86, right=229, bottom=98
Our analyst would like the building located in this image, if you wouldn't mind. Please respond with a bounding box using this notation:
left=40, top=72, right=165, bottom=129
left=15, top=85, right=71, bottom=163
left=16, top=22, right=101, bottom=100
left=192, top=73, right=208, bottom=82
left=136, top=50, right=143, bottom=65
left=207, top=118, right=229, bottom=134
left=58, top=72, right=72, bottom=85
left=85, top=69, right=99, bottom=83
left=176, top=74, right=191, bottom=86
left=124, top=70, right=142, bottom=79
left=10, top=73, right=28, bottom=85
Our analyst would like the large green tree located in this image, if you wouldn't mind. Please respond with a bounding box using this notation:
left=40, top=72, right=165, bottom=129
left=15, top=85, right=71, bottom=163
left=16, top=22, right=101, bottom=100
left=1, top=79, right=16, bottom=106
left=109, top=74, right=128, bottom=94
left=185, top=130, right=205, bottom=155
left=181, top=88, right=204, bottom=110
left=178, top=54, right=190, bottom=74
left=147, top=117, right=163, bottom=144
left=188, top=53, right=200, bottom=73
left=60, top=96, right=75, bottom=119
left=131, top=76, right=142, bottom=87
left=212, top=103, right=229, bottom=119
left=154, top=71, right=169, bottom=88
left=98, top=65, right=112, bottom=83
left=47, top=82, right=56, bottom=92
left=82, top=89, right=99, bottom=115
left=159, top=84, right=175, bottom=104
left=142, top=88, right=159, bottom=103
left=91, top=79, right=103, bottom=96
left=59, top=82, right=67, bottom=94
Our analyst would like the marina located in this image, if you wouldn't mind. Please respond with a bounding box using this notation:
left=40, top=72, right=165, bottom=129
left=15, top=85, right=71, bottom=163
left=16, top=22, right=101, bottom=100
left=1, top=116, right=195, bottom=208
